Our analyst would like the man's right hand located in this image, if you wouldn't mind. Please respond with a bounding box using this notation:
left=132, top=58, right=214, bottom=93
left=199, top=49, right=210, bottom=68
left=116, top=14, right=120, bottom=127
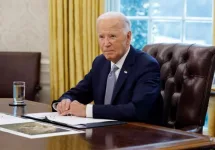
left=56, top=99, right=72, bottom=115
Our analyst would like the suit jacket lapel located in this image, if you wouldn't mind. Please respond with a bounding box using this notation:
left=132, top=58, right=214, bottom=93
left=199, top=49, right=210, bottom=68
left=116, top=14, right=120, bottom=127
left=111, top=46, right=136, bottom=104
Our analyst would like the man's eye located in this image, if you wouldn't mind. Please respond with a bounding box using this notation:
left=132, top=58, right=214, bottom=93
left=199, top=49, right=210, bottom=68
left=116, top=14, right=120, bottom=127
left=99, top=35, right=104, bottom=38
left=110, top=35, right=116, bottom=38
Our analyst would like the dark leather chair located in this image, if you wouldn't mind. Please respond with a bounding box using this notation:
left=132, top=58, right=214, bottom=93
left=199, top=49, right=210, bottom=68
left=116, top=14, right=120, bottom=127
left=143, top=43, right=215, bottom=133
left=0, top=52, right=41, bottom=101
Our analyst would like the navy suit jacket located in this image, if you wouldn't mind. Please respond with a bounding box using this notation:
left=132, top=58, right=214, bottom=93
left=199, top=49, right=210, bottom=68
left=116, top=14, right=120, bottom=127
left=53, top=45, right=163, bottom=125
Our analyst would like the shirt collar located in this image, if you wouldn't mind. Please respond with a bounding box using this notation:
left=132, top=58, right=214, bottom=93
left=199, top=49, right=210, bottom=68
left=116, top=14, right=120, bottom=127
left=111, top=47, right=130, bottom=70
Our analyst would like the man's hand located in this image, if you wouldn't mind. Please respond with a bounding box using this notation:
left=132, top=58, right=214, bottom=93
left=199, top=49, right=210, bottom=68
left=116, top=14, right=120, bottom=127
left=56, top=99, right=71, bottom=114
left=61, top=100, right=86, bottom=117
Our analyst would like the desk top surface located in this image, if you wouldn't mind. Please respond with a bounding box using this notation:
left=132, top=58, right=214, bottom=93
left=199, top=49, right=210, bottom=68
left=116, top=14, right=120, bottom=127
left=0, top=98, right=214, bottom=150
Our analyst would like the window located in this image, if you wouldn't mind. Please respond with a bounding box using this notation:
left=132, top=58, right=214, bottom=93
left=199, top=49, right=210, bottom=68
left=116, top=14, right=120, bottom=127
left=106, top=0, right=213, bottom=50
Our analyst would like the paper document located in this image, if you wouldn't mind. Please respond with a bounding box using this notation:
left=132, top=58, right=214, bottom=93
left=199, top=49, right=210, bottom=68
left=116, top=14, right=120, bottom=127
left=0, top=122, right=84, bottom=139
left=0, top=113, right=33, bottom=125
left=0, top=113, right=84, bottom=139
left=24, top=112, right=116, bottom=126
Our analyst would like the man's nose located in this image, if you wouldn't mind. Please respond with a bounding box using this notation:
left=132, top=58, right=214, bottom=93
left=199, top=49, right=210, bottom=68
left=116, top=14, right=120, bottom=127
left=104, top=37, right=111, bottom=47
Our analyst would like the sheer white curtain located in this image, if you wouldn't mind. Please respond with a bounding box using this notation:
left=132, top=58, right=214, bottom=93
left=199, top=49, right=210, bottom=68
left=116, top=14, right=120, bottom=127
left=105, top=0, right=120, bottom=12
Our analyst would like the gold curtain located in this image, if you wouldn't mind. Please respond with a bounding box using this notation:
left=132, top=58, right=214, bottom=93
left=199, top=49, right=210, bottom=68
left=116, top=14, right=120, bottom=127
left=207, top=1, right=215, bottom=136
left=49, top=0, right=104, bottom=102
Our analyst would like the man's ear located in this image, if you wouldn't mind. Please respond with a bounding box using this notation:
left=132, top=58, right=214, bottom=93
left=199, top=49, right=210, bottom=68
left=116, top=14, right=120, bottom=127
left=127, top=31, right=132, bottom=44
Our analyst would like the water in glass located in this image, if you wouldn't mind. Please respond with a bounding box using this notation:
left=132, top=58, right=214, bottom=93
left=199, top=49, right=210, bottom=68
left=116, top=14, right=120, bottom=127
left=13, top=81, right=25, bottom=104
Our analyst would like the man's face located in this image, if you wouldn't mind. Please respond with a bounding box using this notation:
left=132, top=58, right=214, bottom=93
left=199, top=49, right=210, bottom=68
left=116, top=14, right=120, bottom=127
left=97, top=18, right=131, bottom=63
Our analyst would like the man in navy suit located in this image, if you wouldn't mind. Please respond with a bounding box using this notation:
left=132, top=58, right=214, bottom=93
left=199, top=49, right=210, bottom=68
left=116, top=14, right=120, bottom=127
left=52, top=12, right=163, bottom=125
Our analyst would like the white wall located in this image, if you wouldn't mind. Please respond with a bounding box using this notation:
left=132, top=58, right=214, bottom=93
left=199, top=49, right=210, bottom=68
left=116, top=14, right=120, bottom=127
left=0, top=0, right=50, bottom=104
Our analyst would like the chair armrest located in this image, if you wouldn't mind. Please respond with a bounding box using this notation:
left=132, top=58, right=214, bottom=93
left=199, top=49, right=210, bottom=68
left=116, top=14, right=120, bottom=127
left=34, top=85, right=42, bottom=102
left=35, top=85, right=42, bottom=92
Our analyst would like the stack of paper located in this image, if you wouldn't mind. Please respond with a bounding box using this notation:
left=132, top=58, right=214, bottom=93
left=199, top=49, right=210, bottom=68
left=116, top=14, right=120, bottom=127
left=0, top=113, right=83, bottom=139
left=0, top=113, right=33, bottom=125
left=23, top=112, right=125, bottom=129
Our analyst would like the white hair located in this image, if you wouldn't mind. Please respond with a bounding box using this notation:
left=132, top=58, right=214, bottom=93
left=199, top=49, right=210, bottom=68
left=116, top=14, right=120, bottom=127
left=96, top=12, right=131, bottom=33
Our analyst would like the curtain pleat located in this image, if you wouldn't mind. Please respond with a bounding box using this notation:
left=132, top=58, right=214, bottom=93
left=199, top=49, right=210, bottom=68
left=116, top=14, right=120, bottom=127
left=49, top=0, right=104, bottom=102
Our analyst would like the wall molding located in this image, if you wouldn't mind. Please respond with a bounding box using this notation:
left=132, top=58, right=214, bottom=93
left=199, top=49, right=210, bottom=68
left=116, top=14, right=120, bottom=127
left=40, top=58, right=50, bottom=86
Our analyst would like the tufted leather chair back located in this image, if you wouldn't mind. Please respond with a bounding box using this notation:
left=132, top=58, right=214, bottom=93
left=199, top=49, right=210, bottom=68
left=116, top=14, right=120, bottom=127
left=0, top=52, right=41, bottom=101
left=143, top=43, right=215, bottom=131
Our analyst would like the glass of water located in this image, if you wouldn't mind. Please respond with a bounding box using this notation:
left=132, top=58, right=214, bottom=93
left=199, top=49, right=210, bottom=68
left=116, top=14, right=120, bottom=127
left=13, top=81, right=25, bottom=104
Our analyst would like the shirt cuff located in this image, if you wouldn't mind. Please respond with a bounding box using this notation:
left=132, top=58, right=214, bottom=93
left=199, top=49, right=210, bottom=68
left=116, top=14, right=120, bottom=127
left=52, top=102, right=58, bottom=111
left=86, top=104, right=93, bottom=118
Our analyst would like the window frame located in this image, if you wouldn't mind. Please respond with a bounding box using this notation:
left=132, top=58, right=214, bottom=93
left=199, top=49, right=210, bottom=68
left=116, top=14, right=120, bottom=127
left=106, top=0, right=213, bottom=44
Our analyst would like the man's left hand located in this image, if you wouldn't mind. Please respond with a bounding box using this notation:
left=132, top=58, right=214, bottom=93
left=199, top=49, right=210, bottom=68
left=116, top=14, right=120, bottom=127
left=61, top=100, right=86, bottom=117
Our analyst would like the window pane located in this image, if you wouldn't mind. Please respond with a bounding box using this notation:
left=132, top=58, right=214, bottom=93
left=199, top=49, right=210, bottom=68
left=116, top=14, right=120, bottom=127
left=185, top=22, right=212, bottom=45
left=130, top=20, right=148, bottom=49
left=186, top=0, right=212, bottom=17
left=151, top=0, right=183, bottom=16
left=152, top=21, right=181, bottom=43
left=120, top=0, right=149, bottom=16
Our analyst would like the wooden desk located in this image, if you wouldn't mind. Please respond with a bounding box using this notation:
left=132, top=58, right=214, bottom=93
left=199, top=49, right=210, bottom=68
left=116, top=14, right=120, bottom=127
left=0, top=98, right=214, bottom=150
